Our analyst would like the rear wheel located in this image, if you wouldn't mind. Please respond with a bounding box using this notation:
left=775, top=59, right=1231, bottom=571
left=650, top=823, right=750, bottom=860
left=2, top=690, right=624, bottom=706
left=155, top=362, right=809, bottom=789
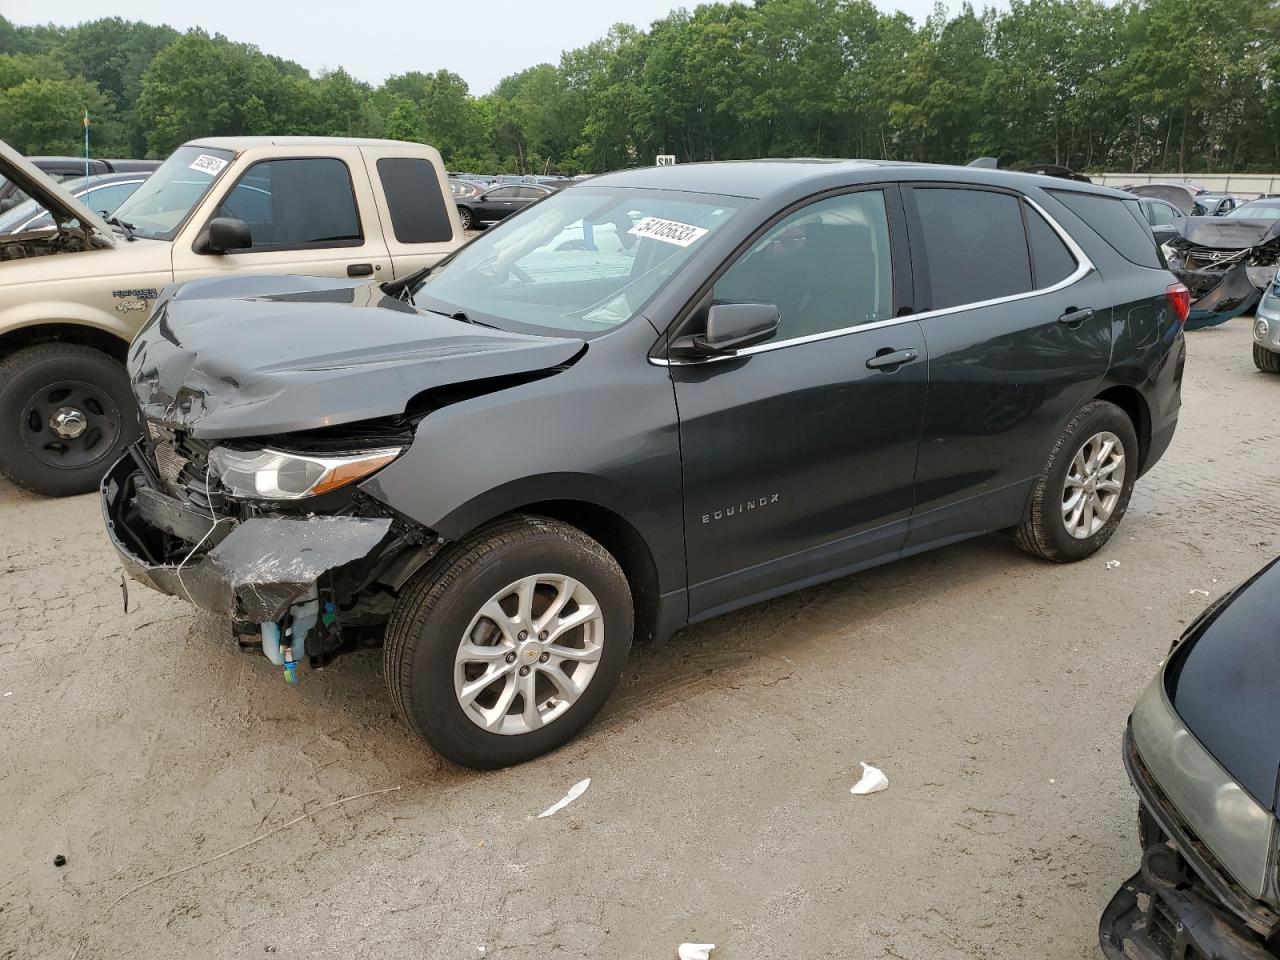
left=1015, top=399, right=1138, bottom=563
left=0, top=343, right=139, bottom=496
left=1254, top=343, right=1280, bottom=373
left=384, top=516, right=633, bottom=768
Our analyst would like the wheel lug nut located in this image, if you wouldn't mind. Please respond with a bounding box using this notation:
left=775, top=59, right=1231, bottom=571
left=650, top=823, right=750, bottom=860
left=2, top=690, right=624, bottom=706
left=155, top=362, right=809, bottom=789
left=539, top=652, right=549, bottom=662
left=538, top=631, right=548, bottom=641
left=505, top=652, right=516, bottom=663
left=519, top=666, right=530, bottom=676
left=518, top=631, right=528, bottom=641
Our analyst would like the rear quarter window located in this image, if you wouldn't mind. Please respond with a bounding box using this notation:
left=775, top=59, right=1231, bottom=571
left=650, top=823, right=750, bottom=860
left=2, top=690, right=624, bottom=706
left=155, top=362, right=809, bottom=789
left=376, top=157, right=454, bottom=243
left=1049, top=190, right=1163, bottom=269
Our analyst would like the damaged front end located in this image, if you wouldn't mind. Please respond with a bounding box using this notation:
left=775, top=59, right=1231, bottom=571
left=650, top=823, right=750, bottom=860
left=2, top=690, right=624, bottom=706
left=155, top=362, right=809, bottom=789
left=102, top=423, right=440, bottom=681
left=1165, top=219, right=1280, bottom=330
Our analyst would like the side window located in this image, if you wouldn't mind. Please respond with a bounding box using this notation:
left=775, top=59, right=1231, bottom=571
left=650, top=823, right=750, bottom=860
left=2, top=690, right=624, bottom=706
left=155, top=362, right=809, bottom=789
left=1148, top=202, right=1177, bottom=227
left=914, top=188, right=1032, bottom=310
left=82, top=182, right=138, bottom=216
left=486, top=187, right=519, bottom=200
left=1049, top=190, right=1163, bottom=269
left=514, top=186, right=544, bottom=200
left=217, top=158, right=361, bottom=250
left=375, top=157, right=453, bottom=243
left=1024, top=203, right=1078, bottom=288
left=713, top=190, right=894, bottom=340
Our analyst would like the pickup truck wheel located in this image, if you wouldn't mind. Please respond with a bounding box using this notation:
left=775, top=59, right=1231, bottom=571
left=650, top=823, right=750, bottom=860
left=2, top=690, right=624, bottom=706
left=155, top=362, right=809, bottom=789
left=1254, top=343, right=1280, bottom=373
left=1015, top=399, right=1138, bottom=563
left=0, top=343, right=139, bottom=497
left=457, top=206, right=474, bottom=230
left=384, top=516, right=633, bottom=768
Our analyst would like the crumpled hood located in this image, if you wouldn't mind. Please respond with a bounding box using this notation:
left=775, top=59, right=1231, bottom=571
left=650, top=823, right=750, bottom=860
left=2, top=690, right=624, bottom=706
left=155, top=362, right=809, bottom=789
left=1175, top=217, right=1280, bottom=249
left=128, top=276, right=585, bottom=439
left=1164, top=556, right=1280, bottom=811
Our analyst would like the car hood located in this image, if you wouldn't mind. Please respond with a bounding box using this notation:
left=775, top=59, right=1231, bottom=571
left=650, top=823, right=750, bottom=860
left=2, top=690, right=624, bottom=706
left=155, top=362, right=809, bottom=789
left=128, top=275, right=586, bottom=439
left=0, top=138, right=117, bottom=242
left=1175, top=217, right=1280, bottom=249
left=1163, top=556, right=1280, bottom=811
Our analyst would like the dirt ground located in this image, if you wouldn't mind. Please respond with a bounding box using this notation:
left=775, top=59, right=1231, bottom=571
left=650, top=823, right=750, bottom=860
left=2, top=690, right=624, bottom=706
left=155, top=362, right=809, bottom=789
left=2, top=317, right=1277, bottom=960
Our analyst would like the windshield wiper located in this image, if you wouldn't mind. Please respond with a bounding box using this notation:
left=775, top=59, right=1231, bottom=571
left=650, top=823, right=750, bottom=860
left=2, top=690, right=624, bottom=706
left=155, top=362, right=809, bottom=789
left=105, top=216, right=136, bottom=241
left=426, top=307, right=497, bottom=329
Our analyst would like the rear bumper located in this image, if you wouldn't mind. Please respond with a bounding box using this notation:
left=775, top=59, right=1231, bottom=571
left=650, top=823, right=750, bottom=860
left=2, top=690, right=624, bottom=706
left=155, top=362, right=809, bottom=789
left=101, top=453, right=395, bottom=623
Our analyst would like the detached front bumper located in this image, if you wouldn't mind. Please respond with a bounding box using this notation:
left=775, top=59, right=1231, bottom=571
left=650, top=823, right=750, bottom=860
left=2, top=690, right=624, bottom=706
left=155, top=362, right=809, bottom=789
left=101, top=452, right=395, bottom=623
left=1182, top=263, right=1263, bottom=330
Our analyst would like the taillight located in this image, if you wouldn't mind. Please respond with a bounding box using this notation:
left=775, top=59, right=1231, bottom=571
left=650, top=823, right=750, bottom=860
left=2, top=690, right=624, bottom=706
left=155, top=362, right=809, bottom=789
left=1166, top=283, right=1191, bottom=326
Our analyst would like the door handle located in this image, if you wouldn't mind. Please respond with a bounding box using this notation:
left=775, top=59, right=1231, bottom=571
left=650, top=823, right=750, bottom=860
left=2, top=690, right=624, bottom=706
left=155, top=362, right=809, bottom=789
left=865, top=348, right=919, bottom=371
left=347, top=263, right=374, bottom=277
left=1058, top=306, right=1095, bottom=326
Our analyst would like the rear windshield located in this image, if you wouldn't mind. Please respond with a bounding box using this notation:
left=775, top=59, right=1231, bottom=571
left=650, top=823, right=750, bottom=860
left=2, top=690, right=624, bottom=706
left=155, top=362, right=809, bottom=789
left=1049, top=190, right=1163, bottom=269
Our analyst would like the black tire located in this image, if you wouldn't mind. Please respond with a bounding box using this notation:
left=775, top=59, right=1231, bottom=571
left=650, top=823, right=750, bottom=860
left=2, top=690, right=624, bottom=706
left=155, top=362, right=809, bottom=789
left=457, top=206, right=474, bottom=230
left=384, top=515, right=633, bottom=768
left=0, top=343, right=139, bottom=497
left=1015, top=399, right=1138, bottom=563
left=1254, top=343, right=1280, bottom=373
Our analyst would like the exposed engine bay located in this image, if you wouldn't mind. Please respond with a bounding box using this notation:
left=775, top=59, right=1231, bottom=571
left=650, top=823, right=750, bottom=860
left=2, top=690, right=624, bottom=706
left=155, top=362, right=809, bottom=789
left=0, top=219, right=107, bottom=261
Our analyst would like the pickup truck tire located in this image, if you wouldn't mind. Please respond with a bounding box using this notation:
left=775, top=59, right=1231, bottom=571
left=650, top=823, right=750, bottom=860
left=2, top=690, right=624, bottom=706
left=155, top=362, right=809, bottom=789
left=0, top=343, right=139, bottom=497
left=456, top=206, right=475, bottom=230
left=1254, top=343, right=1280, bottom=373
left=384, top=516, right=633, bottom=768
left=1015, top=399, right=1137, bottom=563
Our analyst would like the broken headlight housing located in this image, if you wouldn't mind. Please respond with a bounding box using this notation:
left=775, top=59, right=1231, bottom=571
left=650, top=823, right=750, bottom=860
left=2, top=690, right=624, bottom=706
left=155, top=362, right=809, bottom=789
left=208, top=446, right=403, bottom=500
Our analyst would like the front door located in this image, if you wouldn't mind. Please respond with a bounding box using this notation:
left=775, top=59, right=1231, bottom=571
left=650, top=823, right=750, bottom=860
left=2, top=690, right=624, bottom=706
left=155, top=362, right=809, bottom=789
left=172, top=153, right=392, bottom=285
left=670, top=188, right=929, bottom=620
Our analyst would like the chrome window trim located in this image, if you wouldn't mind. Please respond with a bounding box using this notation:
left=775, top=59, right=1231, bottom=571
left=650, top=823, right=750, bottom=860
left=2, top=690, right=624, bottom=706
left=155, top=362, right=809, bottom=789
left=651, top=194, right=1094, bottom=367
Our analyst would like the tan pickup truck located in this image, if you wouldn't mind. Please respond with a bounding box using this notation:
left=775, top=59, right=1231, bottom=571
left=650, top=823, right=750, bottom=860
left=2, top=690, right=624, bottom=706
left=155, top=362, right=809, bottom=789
left=0, top=136, right=463, bottom=495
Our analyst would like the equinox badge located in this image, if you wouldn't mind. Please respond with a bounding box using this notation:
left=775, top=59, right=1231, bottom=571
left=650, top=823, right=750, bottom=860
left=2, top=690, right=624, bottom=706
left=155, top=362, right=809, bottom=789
left=702, top=494, right=780, bottom=523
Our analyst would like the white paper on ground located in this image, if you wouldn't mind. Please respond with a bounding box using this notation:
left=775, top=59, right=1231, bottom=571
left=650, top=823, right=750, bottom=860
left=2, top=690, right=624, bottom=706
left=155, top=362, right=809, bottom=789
left=850, top=761, right=889, bottom=795
left=536, top=777, right=590, bottom=818
left=678, top=944, right=716, bottom=960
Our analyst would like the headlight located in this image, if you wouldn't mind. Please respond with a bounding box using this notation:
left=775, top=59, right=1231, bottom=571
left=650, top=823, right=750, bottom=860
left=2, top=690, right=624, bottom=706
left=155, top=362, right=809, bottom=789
left=208, top=446, right=403, bottom=500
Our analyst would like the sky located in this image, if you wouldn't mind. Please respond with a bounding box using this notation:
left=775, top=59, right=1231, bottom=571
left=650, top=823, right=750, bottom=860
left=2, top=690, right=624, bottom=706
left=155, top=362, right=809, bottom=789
left=0, top=0, right=971, bottom=95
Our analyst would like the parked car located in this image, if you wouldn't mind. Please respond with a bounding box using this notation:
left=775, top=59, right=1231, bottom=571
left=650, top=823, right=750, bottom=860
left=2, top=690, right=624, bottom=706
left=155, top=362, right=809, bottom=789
left=0, top=136, right=462, bottom=497
left=0, top=171, right=149, bottom=235
left=102, top=160, right=1186, bottom=768
left=454, top=183, right=554, bottom=229
left=1138, top=197, right=1186, bottom=245
left=1164, top=198, right=1280, bottom=328
left=450, top=179, right=483, bottom=200
left=1100, top=556, right=1280, bottom=960
left=1126, top=183, right=1206, bottom=216
left=1251, top=268, right=1280, bottom=373
left=0, top=156, right=159, bottom=212
left=1191, top=193, right=1242, bottom=217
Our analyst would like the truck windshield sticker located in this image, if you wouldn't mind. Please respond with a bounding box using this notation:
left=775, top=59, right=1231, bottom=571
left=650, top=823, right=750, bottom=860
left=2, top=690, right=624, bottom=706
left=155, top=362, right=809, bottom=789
left=627, top=216, right=709, bottom=247
left=189, top=154, right=228, bottom=177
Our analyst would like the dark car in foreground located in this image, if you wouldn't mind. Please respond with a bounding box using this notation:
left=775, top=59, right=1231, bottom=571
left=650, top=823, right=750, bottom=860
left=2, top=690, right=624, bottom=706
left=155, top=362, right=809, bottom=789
left=454, top=183, right=554, bottom=229
left=1101, top=556, right=1280, bottom=960
left=103, top=160, right=1186, bottom=767
left=1165, top=198, right=1280, bottom=328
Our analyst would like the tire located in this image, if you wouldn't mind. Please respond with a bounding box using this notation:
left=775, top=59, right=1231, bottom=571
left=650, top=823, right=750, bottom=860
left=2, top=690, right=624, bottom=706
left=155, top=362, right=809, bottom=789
left=0, top=343, right=140, bottom=497
left=384, top=515, right=633, bottom=768
left=1254, top=343, right=1280, bottom=373
left=457, top=206, right=474, bottom=230
left=1015, top=399, right=1138, bottom=563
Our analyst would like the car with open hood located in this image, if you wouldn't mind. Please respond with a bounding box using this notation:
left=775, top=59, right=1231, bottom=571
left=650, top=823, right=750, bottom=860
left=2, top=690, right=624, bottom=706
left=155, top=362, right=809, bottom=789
left=103, top=160, right=1186, bottom=768
left=1100, top=556, right=1280, bottom=960
left=1164, top=198, right=1280, bottom=328
left=0, top=136, right=461, bottom=497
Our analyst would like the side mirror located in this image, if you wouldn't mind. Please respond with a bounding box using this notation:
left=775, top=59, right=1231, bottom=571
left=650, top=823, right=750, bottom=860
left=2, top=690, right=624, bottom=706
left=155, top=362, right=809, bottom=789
left=203, top=217, right=251, bottom=254
left=674, top=302, right=780, bottom=358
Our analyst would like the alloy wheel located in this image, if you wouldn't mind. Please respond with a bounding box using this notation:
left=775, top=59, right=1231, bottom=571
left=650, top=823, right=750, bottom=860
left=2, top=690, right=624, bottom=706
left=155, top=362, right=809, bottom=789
left=1061, top=430, right=1125, bottom=539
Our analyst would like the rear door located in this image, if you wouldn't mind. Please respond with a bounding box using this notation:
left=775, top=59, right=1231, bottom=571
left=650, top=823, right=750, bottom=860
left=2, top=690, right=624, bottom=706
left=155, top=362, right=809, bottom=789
left=359, top=144, right=461, bottom=280
left=901, top=183, right=1112, bottom=548
left=172, top=150, right=393, bottom=284
left=670, top=186, right=929, bottom=620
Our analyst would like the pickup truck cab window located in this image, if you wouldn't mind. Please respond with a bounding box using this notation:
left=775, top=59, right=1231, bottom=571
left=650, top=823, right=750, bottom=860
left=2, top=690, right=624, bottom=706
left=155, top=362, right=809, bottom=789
left=110, top=145, right=235, bottom=240
left=215, top=158, right=362, bottom=250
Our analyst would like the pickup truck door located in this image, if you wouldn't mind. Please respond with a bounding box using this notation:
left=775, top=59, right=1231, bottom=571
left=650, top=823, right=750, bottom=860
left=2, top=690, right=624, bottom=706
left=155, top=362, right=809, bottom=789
left=358, top=144, right=463, bottom=280
left=171, top=151, right=393, bottom=285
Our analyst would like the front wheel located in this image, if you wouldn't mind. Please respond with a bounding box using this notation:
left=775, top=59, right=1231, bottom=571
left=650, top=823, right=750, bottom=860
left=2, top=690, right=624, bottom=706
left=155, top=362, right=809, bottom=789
left=1254, top=343, right=1280, bottom=374
left=1015, top=399, right=1138, bottom=562
left=384, top=516, right=633, bottom=768
left=457, top=206, right=474, bottom=230
left=0, top=343, right=140, bottom=496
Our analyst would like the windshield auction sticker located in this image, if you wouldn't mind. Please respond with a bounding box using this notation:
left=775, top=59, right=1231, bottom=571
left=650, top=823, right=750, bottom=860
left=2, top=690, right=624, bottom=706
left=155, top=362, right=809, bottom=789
left=627, top=217, right=709, bottom=247
left=188, top=154, right=229, bottom=177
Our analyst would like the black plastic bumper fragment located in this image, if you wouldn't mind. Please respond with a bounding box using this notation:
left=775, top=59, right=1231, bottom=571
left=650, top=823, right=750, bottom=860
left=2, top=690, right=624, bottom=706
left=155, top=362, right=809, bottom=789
left=102, top=454, right=395, bottom=622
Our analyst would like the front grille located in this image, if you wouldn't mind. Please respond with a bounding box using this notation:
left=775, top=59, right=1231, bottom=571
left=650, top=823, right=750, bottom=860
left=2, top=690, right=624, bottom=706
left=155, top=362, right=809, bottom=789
left=144, top=421, right=225, bottom=513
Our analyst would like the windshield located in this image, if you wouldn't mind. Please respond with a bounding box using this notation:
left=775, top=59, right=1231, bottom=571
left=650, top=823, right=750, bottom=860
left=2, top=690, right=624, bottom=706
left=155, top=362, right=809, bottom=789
left=1227, top=202, right=1280, bottom=221
left=110, top=145, right=235, bottom=240
left=415, top=187, right=742, bottom=336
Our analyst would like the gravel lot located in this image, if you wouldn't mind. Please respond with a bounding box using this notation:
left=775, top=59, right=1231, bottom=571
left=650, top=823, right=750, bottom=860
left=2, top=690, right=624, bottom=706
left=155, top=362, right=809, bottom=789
left=3, top=317, right=1277, bottom=960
